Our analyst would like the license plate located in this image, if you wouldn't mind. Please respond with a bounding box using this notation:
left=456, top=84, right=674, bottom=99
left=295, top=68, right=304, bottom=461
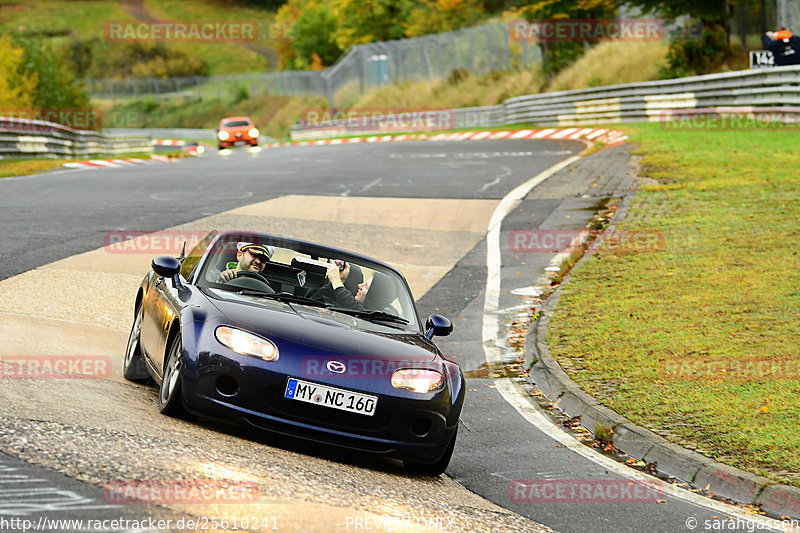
left=284, top=378, right=377, bottom=416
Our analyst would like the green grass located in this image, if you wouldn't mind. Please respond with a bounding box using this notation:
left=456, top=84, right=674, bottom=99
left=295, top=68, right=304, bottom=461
left=0, top=0, right=273, bottom=75
left=0, top=158, right=69, bottom=177
left=0, top=152, right=157, bottom=178
left=0, top=0, right=126, bottom=37
left=548, top=123, right=800, bottom=485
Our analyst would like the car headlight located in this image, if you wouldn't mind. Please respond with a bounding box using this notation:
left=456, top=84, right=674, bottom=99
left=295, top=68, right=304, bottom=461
left=215, top=326, right=278, bottom=361
left=391, top=369, right=444, bottom=393
left=196, top=145, right=205, bottom=154
left=248, top=128, right=259, bottom=138
left=218, top=131, right=230, bottom=141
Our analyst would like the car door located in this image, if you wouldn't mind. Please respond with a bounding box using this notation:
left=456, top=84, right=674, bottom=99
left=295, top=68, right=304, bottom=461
left=141, top=231, right=217, bottom=378
left=140, top=274, right=171, bottom=375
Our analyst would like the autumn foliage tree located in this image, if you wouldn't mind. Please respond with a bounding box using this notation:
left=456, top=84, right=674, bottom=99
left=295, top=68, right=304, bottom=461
left=331, top=0, right=415, bottom=50
left=0, top=35, right=38, bottom=109
left=403, top=0, right=484, bottom=38
left=1, top=34, right=88, bottom=118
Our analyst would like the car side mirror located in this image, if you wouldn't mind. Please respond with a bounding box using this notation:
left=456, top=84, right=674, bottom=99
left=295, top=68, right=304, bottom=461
left=152, top=256, right=183, bottom=289
left=425, top=314, right=453, bottom=339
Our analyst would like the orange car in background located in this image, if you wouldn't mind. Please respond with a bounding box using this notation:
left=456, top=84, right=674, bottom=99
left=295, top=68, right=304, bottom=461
left=217, top=116, right=259, bottom=149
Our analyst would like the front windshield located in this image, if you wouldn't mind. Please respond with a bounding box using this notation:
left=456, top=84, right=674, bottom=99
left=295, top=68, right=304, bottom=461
left=196, top=234, right=420, bottom=331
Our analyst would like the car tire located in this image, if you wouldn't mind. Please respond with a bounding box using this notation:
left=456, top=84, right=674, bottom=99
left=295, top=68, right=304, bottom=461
left=158, top=336, right=189, bottom=418
left=218, top=145, right=225, bottom=150
left=123, top=303, right=149, bottom=381
left=403, top=426, right=458, bottom=476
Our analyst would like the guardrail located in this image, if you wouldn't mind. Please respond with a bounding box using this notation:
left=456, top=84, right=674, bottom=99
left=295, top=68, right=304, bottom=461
left=290, top=66, right=800, bottom=139
left=0, top=117, right=151, bottom=158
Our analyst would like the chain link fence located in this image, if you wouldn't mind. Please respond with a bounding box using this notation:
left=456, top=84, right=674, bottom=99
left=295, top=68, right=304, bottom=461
left=87, top=21, right=539, bottom=108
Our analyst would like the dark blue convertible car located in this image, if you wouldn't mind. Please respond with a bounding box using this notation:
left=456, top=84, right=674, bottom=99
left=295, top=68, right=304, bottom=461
left=123, top=230, right=464, bottom=475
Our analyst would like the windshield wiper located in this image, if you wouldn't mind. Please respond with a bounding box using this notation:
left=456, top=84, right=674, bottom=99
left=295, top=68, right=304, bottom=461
left=237, top=291, right=330, bottom=308
left=328, top=307, right=409, bottom=325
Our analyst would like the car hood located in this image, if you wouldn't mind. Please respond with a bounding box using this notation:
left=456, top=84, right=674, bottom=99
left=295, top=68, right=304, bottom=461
left=208, top=296, right=437, bottom=363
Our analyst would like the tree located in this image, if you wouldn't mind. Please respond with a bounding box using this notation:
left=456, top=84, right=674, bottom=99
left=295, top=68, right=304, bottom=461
left=0, top=34, right=38, bottom=109
left=331, top=0, right=416, bottom=49
left=516, top=0, right=620, bottom=79
left=405, top=0, right=484, bottom=37
left=623, top=0, right=739, bottom=76
left=292, top=5, right=343, bottom=67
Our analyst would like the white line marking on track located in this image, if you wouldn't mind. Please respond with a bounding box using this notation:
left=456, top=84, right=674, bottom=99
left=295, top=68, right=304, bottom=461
left=481, top=155, right=580, bottom=364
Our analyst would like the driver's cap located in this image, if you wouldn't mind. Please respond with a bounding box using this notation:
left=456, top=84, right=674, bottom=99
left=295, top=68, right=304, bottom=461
left=237, top=242, right=274, bottom=260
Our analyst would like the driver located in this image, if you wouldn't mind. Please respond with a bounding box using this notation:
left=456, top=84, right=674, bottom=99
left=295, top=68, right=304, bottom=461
left=217, top=242, right=274, bottom=283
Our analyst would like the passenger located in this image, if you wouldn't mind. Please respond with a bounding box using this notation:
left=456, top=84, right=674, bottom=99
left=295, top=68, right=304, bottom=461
left=325, top=265, right=397, bottom=313
left=217, top=242, right=274, bottom=282
left=309, top=260, right=363, bottom=305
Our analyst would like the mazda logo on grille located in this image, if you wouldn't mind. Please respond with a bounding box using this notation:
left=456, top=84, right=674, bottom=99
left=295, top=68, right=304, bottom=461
left=326, top=361, right=346, bottom=374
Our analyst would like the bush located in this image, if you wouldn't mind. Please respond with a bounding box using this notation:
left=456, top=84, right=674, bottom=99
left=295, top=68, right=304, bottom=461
left=67, top=40, right=209, bottom=79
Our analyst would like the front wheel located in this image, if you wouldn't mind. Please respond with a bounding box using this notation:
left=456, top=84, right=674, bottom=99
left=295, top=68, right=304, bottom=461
left=403, top=426, right=458, bottom=476
left=158, top=336, right=189, bottom=417
left=123, top=303, right=149, bottom=381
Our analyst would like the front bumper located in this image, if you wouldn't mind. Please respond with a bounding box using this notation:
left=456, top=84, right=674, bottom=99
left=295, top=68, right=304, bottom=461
left=181, top=351, right=460, bottom=463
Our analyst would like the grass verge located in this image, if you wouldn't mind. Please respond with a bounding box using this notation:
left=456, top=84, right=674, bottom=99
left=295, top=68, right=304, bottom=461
left=0, top=152, right=158, bottom=178
left=547, top=123, right=800, bottom=486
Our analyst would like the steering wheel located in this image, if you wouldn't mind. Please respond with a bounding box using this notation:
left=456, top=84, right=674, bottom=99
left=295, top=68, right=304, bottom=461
left=225, top=270, right=275, bottom=293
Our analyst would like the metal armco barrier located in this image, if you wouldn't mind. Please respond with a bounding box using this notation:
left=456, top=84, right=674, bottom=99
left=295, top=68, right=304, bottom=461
left=291, top=65, right=800, bottom=139
left=0, top=117, right=151, bottom=158
left=504, top=65, right=800, bottom=125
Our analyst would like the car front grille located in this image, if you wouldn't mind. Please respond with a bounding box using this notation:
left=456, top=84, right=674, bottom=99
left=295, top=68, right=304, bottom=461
left=263, top=385, right=392, bottom=432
